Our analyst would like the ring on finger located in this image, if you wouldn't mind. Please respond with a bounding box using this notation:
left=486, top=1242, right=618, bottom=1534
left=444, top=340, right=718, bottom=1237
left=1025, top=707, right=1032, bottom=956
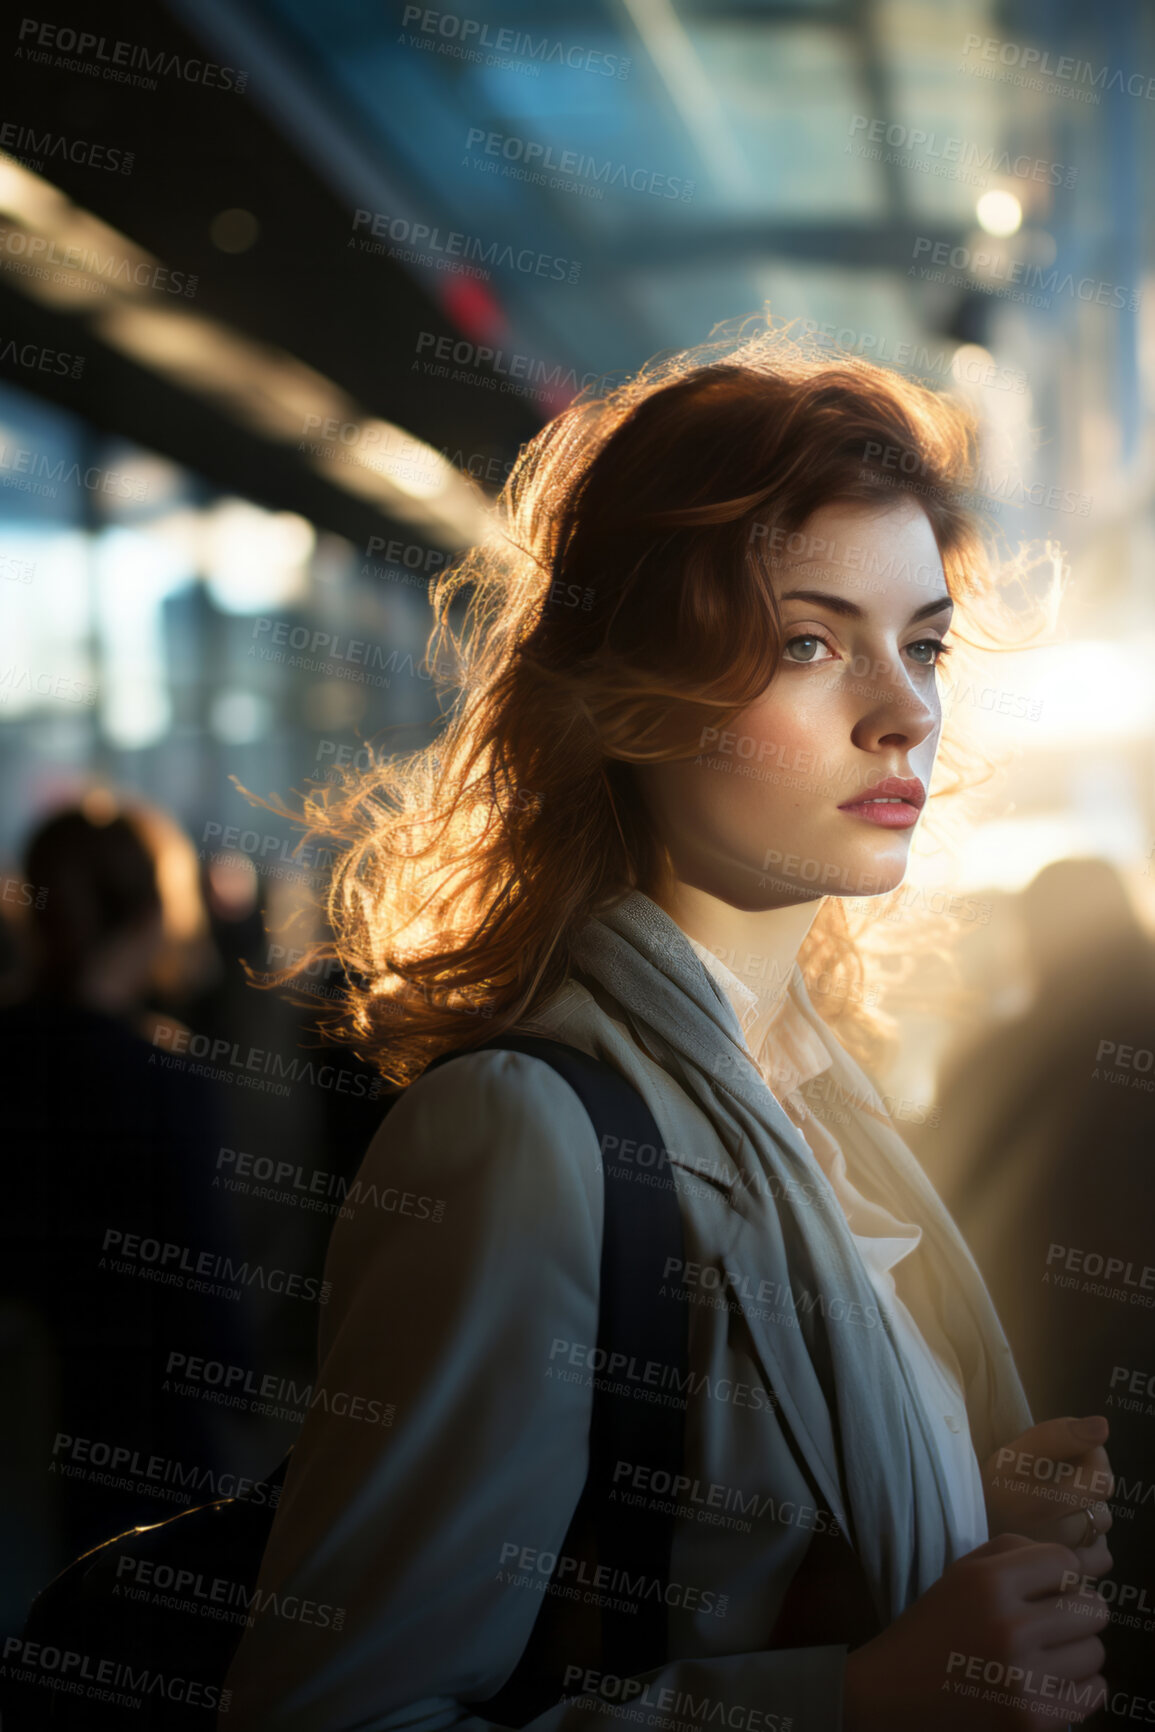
left=1076, top=1504, right=1100, bottom=1548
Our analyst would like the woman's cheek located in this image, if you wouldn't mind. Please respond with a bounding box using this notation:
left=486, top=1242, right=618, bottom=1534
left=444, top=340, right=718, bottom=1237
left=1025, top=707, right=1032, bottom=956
left=680, top=729, right=807, bottom=858
left=730, top=687, right=834, bottom=785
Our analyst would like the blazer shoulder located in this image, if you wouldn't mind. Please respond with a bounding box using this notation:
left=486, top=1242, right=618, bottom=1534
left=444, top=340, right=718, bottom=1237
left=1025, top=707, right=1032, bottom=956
left=360, top=1044, right=605, bottom=1207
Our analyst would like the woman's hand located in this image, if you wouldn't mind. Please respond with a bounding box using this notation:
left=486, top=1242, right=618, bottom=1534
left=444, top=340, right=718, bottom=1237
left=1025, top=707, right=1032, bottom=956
left=843, top=1533, right=1110, bottom=1729
left=982, top=1415, right=1114, bottom=1576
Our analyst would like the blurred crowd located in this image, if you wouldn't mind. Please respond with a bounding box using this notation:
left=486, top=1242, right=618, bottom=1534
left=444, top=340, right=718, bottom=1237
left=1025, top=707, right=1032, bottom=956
left=911, top=857, right=1155, bottom=1715
left=0, top=792, right=390, bottom=1637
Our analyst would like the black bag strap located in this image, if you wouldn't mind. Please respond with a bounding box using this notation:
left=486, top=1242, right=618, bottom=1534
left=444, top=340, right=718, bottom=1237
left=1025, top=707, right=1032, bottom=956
left=425, top=1033, right=688, bottom=1721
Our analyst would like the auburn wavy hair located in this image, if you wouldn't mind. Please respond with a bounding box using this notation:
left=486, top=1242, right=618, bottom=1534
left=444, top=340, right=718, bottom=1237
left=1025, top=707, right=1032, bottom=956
left=248, top=317, right=1060, bottom=1092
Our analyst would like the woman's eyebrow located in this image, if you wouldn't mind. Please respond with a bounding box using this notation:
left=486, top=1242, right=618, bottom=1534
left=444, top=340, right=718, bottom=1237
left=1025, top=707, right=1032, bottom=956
left=779, top=587, right=954, bottom=624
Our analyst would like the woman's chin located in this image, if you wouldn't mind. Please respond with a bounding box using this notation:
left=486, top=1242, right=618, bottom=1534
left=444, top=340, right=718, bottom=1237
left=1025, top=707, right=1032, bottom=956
left=844, top=852, right=910, bottom=898
left=812, top=843, right=912, bottom=901
left=746, top=834, right=913, bottom=902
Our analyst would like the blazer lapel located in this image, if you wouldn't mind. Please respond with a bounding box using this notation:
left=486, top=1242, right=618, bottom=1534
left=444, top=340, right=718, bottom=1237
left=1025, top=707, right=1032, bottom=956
left=689, top=1073, right=957, bottom=1625
left=722, top=1199, right=854, bottom=1541
left=675, top=1082, right=859, bottom=1543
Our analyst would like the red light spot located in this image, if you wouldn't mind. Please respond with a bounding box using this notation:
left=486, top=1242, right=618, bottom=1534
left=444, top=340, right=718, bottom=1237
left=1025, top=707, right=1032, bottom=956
left=439, top=278, right=509, bottom=343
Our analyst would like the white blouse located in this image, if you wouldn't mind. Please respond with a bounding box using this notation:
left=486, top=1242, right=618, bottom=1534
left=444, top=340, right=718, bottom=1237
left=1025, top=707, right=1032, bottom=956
left=687, top=937, right=990, bottom=1557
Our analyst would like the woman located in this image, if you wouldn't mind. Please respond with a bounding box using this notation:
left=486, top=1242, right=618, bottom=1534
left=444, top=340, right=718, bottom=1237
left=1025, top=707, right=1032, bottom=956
left=223, top=327, right=1115, bottom=1729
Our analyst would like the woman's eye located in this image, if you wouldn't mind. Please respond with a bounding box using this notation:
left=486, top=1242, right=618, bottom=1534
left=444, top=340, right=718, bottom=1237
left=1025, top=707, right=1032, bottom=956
left=907, top=638, right=949, bottom=666
left=782, top=634, right=833, bottom=664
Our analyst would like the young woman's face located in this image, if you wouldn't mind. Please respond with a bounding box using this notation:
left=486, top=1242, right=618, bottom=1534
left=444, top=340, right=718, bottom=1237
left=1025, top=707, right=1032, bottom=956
left=635, top=495, right=952, bottom=910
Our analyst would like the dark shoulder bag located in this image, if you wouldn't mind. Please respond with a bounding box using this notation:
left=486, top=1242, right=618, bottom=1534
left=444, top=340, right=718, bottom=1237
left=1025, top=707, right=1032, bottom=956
left=11, top=1035, right=688, bottom=1729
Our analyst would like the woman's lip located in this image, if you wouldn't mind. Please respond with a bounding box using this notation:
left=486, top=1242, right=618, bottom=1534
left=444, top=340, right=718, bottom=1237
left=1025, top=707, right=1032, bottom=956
left=837, top=799, right=921, bottom=829
left=840, top=775, right=926, bottom=809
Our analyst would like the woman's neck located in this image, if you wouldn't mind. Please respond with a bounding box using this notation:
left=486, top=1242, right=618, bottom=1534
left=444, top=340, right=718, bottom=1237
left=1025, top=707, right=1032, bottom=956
left=645, top=876, right=823, bottom=1000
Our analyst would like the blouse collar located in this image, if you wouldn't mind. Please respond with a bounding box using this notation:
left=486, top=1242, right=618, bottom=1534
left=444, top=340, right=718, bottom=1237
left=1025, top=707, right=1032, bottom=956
left=685, top=936, right=833, bottom=1101
left=686, top=935, right=922, bottom=1281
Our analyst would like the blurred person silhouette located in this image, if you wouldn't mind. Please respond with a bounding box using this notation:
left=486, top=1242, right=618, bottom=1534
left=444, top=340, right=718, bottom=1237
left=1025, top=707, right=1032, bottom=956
left=191, top=845, right=391, bottom=1190
left=918, top=857, right=1155, bottom=1717
left=0, top=791, right=250, bottom=1630
left=0, top=887, right=24, bottom=1005
left=172, top=843, right=392, bottom=1402
left=127, top=799, right=224, bottom=1039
